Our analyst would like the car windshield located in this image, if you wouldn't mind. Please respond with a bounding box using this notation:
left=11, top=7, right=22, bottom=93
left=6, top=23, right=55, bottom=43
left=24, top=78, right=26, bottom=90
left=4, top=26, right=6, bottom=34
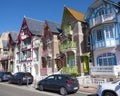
left=112, top=79, right=120, bottom=84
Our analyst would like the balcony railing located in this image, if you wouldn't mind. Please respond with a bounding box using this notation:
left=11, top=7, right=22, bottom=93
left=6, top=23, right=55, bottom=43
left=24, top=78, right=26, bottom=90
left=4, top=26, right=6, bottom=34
left=20, top=56, right=32, bottom=61
left=27, top=45, right=31, bottom=49
left=21, top=34, right=28, bottom=39
left=62, top=66, right=78, bottom=74
left=33, top=58, right=38, bottom=62
left=90, top=13, right=115, bottom=28
left=33, top=43, right=39, bottom=48
left=60, top=41, right=76, bottom=51
left=1, top=55, right=9, bottom=60
left=64, top=25, right=72, bottom=34
left=90, top=65, right=120, bottom=77
left=22, top=44, right=31, bottom=50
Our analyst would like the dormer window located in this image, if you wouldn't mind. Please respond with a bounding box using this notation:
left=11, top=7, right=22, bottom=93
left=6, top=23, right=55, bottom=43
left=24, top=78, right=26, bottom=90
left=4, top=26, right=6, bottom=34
left=23, top=28, right=28, bottom=35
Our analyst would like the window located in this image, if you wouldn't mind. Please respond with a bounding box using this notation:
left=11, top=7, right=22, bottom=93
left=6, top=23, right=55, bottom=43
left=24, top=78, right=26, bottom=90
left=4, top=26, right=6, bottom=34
left=57, top=76, right=62, bottom=80
left=97, top=53, right=116, bottom=66
left=96, top=29, right=104, bottom=41
left=27, top=50, right=31, bottom=58
left=105, top=26, right=114, bottom=39
left=98, top=9, right=105, bottom=16
left=47, top=75, right=55, bottom=80
left=23, top=28, right=28, bottom=34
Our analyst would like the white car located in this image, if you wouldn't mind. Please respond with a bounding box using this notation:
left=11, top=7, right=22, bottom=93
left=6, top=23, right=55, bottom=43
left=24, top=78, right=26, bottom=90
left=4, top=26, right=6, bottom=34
left=97, top=79, right=120, bottom=96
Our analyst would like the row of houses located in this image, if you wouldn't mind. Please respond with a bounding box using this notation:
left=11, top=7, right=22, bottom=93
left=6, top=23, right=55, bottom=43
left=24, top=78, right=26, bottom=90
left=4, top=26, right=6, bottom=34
left=0, top=0, right=120, bottom=81
left=0, top=6, right=90, bottom=80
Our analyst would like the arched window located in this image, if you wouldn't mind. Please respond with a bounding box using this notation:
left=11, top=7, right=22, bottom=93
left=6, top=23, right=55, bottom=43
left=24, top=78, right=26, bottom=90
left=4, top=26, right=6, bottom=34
left=97, top=53, right=116, bottom=66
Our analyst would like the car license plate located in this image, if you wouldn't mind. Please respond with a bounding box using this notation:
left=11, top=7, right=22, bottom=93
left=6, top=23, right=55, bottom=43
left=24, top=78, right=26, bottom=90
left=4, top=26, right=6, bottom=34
left=74, top=87, right=78, bottom=90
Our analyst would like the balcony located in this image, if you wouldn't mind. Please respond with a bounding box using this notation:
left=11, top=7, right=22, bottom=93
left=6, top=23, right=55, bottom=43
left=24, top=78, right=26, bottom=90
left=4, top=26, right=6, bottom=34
left=33, top=58, right=38, bottom=62
left=33, top=43, right=39, bottom=48
left=60, top=41, right=76, bottom=51
left=20, top=56, right=32, bottom=61
left=27, top=45, right=31, bottom=49
left=62, top=66, right=78, bottom=74
left=64, top=25, right=73, bottom=35
left=40, top=68, right=52, bottom=76
left=20, top=56, right=26, bottom=61
left=1, top=55, right=9, bottom=60
left=90, top=65, right=120, bottom=77
left=21, top=34, right=28, bottom=39
left=22, top=44, right=31, bottom=50
left=90, top=13, right=115, bottom=28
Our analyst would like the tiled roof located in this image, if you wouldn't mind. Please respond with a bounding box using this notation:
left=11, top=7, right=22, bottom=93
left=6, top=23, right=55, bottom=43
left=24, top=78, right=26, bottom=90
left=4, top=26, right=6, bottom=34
left=45, top=20, right=62, bottom=33
left=9, top=32, right=18, bottom=43
left=2, top=40, right=8, bottom=49
left=65, top=7, right=85, bottom=22
left=25, top=17, right=44, bottom=35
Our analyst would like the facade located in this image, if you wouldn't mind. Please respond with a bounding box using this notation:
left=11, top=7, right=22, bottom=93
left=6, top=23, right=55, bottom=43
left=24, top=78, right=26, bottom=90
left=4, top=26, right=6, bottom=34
left=41, top=20, right=61, bottom=75
left=16, top=17, right=44, bottom=79
left=85, top=0, right=120, bottom=80
left=15, top=17, right=61, bottom=78
left=0, top=32, right=11, bottom=71
left=58, top=7, right=90, bottom=76
left=7, top=32, right=18, bottom=72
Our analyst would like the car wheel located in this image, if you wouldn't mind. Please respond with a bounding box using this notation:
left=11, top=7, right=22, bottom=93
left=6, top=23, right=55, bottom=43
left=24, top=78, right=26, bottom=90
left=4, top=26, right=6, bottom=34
left=38, top=85, right=43, bottom=91
left=103, top=91, right=116, bottom=96
left=0, top=78, right=2, bottom=82
left=8, top=80, right=12, bottom=84
left=18, top=80, right=22, bottom=85
left=60, top=87, right=67, bottom=95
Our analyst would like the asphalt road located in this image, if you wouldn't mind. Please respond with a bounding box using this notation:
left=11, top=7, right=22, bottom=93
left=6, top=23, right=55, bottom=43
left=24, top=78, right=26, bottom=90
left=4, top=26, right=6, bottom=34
left=0, top=82, right=96, bottom=96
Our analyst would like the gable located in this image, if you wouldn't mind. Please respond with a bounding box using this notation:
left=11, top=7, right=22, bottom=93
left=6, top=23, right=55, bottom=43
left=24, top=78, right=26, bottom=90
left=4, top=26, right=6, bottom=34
left=61, top=7, right=85, bottom=29
left=85, top=0, right=120, bottom=20
left=42, top=22, right=53, bottom=39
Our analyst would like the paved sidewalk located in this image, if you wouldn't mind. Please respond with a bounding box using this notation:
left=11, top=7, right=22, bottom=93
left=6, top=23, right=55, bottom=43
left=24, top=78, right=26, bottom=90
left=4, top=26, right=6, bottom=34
left=79, top=86, right=97, bottom=94
left=15, top=82, right=97, bottom=94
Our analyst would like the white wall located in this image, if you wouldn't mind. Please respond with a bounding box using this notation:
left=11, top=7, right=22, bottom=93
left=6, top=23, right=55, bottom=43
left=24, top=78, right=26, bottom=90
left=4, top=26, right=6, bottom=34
left=94, top=47, right=120, bottom=66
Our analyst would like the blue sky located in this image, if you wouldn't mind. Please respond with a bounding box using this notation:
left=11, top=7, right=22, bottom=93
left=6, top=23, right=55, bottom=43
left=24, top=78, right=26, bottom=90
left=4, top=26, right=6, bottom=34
left=0, top=0, right=119, bottom=34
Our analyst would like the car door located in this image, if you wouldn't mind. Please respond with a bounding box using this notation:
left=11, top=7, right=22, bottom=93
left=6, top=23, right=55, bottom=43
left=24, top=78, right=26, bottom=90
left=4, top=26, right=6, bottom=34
left=43, top=75, right=55, bottom=90
left=13, top=73, right=20, bottom=83
left=52, top=75, right=63, bottom=91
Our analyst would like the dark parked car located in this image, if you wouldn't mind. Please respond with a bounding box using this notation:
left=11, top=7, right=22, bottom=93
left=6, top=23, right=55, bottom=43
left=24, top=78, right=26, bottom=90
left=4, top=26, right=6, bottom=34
left=37, top=74, right=79, bottom=95
left=9, top=72, right=33, bottom=85
left=0, top=71, right=12, bottom=82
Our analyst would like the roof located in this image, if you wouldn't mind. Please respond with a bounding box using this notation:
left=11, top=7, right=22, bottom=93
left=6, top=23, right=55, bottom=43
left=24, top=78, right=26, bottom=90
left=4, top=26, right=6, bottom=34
left=85, top=0, right=120, bottom=20
left=0, top=32, right=9, bottom=40
left=25, top=17, right=44, bottom=35
left=45, top=20, right=62, bottom=33
left=2, top=40, right=8, bottom=49
left=9, top=32, right=18, bottom=43
left=65, top=7, right=85, bottom=22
